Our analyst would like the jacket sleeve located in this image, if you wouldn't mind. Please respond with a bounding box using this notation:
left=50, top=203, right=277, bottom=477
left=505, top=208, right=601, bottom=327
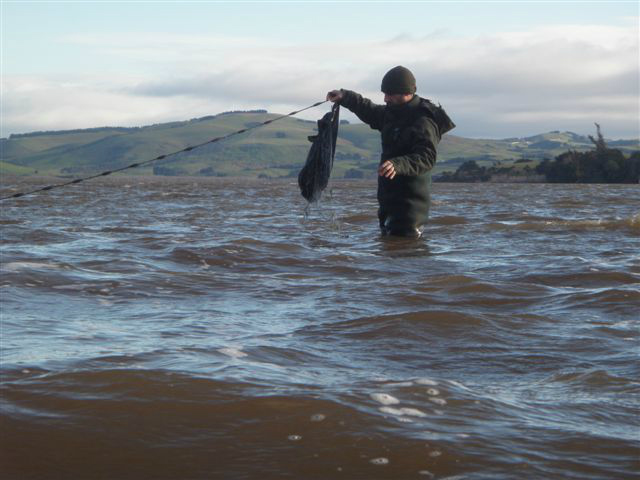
left=339, top=89, right=385, bottom=131
left=390, top=116, right=440, bottom=176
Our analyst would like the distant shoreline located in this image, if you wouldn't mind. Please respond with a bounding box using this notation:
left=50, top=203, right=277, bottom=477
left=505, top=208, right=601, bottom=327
left=1, top=174, right=637, bottom=189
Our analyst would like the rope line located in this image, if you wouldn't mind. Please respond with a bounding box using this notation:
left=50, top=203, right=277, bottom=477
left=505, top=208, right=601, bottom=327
left=1, top=100, right=328, bottom=201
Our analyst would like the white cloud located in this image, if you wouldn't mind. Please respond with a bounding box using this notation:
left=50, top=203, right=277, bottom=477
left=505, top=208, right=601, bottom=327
left=3, top=22, right=638, bottom=138
left=1, top=75, right=225, bottom=134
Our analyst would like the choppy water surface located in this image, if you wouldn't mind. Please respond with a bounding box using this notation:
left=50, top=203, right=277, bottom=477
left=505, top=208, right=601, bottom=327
left=1, top=177, right=638, bottom=479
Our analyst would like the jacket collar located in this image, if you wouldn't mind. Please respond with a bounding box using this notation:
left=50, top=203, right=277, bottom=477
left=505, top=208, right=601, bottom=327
left=386, top=94, right=420, bottom=116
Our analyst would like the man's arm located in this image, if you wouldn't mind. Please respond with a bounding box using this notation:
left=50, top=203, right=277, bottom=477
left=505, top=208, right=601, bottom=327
left=327, top=89, right=385, bottom=131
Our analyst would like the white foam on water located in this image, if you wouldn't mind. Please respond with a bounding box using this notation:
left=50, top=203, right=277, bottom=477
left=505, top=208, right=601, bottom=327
left=218, top=347, right=248, bottom=358
left=429, top=397, right=447, bottom=406
left=287, top=435, right=302, bottom=441
left=379, top=406, right=404, bottom=416
left=52, top=284, right=92, bottom=291
left=310, top=414, right=326, bottom=422
left=428, top=450, right=442, bottom=457
left=386, top=381, right=414, bottom=387
left=415, top=378, right=438, bottom=386
left=380, top=406, right=427, bottom=418
left=370, top=457, right=389, bottom=465
left=612, top=320, right=634, bottom=328
left=400, top=407, right=427, bottom=417
left=448, top=380, right=470, bottom=390
left=3, top=262, right=62, bottom=272
left=419, top=470, right=435, bottom=477
left=370, top=393, right=400, bottom=405
left=426, top=388, right=440, bottom=396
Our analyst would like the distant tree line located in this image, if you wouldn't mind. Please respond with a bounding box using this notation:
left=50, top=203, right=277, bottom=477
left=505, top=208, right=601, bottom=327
left=335, top=151, right=366, bottom=161
left=153, top=165, right=187, bottom=176
left=437, top=125, right=639, bottom=183
left=535, top=124, right=639, bottom=183
left=8, top=127, right=136, bottom=139
left=218, top=109, right=268, bottom=116
left=434, top=159, right=541, bottom=183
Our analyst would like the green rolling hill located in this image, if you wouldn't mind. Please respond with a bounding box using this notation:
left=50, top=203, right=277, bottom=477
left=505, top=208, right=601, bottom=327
left=1, top=111, right=638, bottom=179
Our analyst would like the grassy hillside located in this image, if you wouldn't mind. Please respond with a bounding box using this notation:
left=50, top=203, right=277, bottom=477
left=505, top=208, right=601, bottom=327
left=2, top=112, right=638, bottom=179
left=0, top=161, right=36, bottom=176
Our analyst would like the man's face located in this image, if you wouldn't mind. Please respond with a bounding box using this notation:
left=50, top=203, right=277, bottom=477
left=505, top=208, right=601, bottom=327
left=384, top=93, right=414, bottom=106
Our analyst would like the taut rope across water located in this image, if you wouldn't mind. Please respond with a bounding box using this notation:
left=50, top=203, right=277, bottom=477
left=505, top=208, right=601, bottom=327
left=1, top=100, right=328, bottom=201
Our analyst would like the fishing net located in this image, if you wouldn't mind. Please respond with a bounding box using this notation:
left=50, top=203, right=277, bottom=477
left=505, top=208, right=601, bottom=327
left=298, top=103, right=340, bottom=203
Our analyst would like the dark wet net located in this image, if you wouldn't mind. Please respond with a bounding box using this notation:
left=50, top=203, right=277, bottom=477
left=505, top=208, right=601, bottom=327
left=298, top=104, right=340, bottom=203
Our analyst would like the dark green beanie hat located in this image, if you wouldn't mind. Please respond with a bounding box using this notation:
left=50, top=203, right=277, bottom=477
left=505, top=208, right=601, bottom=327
left=381, top=66, right=416, bottom=94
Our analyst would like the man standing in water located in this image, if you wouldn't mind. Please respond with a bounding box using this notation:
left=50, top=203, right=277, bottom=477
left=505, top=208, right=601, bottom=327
left=327, top=66, right=455, bottom=237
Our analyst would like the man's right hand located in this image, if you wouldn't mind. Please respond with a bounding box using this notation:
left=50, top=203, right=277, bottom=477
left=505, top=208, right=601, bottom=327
left=326, top=90, right=343, bottom=103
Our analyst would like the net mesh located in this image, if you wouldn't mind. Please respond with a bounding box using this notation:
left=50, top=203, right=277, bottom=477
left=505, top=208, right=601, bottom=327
left=298, top=104, right=340, bottom=203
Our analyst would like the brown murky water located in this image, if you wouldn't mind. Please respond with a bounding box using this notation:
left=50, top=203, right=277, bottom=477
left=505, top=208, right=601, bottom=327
left=1, top=177, right=638, bottom=479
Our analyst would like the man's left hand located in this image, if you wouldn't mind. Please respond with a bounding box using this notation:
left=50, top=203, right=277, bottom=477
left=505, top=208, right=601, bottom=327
left=378, top=160, right=396, bottom=179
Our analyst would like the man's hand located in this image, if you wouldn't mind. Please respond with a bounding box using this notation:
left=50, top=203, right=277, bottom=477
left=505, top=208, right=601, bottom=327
left=326, top=90, right=343, bottom=103
left=378, top=160, right=396, bottom=179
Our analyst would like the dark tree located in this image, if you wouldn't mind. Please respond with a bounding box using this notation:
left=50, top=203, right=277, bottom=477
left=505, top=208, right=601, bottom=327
left=538, top=125, right=639, bottom=183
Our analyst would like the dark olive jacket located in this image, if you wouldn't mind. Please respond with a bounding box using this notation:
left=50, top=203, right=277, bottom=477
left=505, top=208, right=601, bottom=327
left=339, top=90, right=455, bottom=231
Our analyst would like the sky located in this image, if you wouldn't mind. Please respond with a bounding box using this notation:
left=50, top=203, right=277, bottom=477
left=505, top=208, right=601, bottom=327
left=1, top=0, right=639, bottom=139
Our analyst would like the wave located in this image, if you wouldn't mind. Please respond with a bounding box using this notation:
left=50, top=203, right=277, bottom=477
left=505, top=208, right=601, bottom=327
left=545, top=369, right=640, bottom=391
left=0, top=367, right=468, bottom=480
left=522, top=271, right=640, bottom=288
left=3, top=366, right=638, bottom=479
left=487, top=213, right=640, bottom=233
left=429, top=215, right=469, bottom=225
